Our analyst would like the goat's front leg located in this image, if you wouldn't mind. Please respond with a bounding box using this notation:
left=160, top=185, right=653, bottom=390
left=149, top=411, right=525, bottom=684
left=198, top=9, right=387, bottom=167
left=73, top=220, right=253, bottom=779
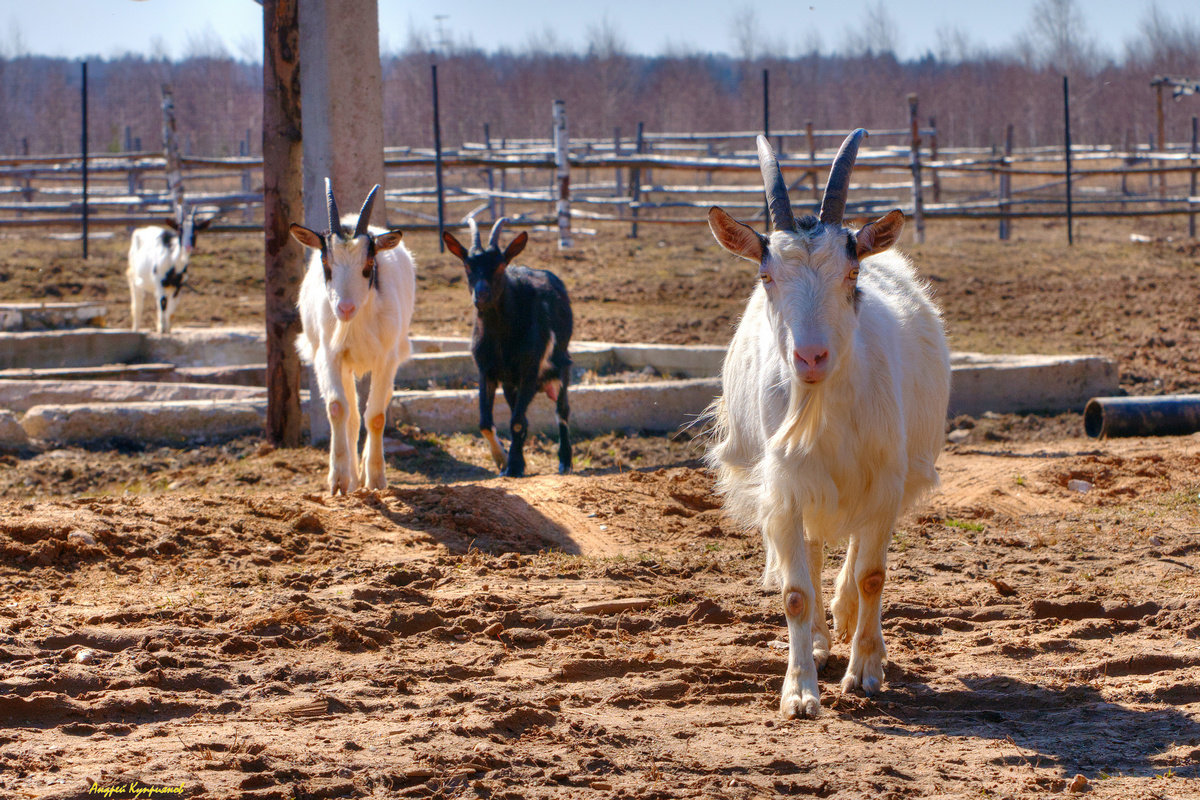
left=129, top=282, right=143, bottom=331
left=319, top=353, right=358, bottom=495
left=502, top=380, right=538, bottom=478
left=839, top=520, right=893, bottom=696
left=478, top=377, right=506, bottom=472
left=763, top=489, right=821, bottom=718
left=155, top=291, right=169, bottom=334
left=360, top=357, right=399, bottom=490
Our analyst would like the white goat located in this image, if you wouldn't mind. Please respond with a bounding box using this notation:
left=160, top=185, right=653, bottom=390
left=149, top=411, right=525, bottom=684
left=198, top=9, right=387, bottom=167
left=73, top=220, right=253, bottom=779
left=127, top=208, right=212, bottom=333
left=290, top=180, right=416, bottom=495
left=706, top=130, right=950, bottom=718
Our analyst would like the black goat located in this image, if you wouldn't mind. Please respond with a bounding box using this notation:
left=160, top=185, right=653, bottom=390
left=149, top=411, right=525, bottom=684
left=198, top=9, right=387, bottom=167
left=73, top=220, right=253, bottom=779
left=443, top=218, right=573, bottom=477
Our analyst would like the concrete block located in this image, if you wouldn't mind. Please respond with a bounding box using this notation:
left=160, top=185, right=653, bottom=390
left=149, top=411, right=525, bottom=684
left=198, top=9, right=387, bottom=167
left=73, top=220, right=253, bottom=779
left=0, top=380, right=265, bottom=414
left=0, top=409, right=29, bottom=451
left=0, top=302, right=107, bottom=331
left=141, top=327, right=266, bottom=368
left=0, top=363, right=176, bottom=382
left=391, top=377, right=721, bottom=435
left=607, top=343, right=726, bottom=377
left=21, top=400, right=267, bottom=446
left=0, top=330, right=143, bottom=370
left=949, top=352, right=1119, bottom=416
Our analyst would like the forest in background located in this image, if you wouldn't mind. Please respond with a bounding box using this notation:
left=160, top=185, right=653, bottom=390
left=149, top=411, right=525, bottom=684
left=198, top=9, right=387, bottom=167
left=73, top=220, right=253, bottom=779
left=1, top=0, right=1198, bottom=158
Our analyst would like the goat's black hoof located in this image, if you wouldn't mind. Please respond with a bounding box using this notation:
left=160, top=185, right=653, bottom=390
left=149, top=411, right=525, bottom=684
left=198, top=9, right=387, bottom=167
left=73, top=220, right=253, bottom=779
left=558, top=462, right=572, bottom=475
left=501, top=464, right=526, bottom=478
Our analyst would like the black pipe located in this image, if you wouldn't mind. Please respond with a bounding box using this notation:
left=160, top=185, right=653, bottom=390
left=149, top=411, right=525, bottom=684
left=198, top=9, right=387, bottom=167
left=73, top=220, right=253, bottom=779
left=432, top=63, right=445, bottom=253
left=81, top=61, right=88, bottom=259
left=1084, top=395, right=1200, bottom=438
left=1063, top=75, right=1072, bottom=246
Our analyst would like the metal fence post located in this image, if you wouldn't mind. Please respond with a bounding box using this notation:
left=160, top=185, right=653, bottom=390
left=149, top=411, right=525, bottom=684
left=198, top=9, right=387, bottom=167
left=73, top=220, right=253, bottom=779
left=553, top=99, right=571, bottom=249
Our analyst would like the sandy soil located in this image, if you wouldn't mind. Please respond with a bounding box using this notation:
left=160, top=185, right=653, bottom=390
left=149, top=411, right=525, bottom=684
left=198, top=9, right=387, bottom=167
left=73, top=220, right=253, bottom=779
left=1, top=218, right=1199, bottom=799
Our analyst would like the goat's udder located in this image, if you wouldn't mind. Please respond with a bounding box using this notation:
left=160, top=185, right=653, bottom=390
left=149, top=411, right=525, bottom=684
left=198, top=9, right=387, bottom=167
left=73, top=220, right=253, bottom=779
left=542, top=379, right=561, bottom=401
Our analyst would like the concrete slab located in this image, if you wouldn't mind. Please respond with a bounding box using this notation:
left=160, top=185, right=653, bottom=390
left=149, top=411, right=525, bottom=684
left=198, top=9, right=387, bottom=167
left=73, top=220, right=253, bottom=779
left=0, top=330, right=143, bottom=370
left=0, top=409, right=29, bottom=451
left=0, top=302, right=107, bottom=331
left=22, top=399, right=267, bottom=445
left=607, top=343, right=725, bottom=377
left=141, top=328, right=266, bottom=368
left=0, top=380, right=265, bottom=414
left=948, top=352, right=1118, bottom=416
left=390, top=378, right=720, bottom=435
left=0, top=363, right=177, bottom=382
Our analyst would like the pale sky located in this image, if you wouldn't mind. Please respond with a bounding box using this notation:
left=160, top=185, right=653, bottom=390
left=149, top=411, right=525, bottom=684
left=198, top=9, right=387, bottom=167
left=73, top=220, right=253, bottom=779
left=3, top=0, right=1198, bottom=62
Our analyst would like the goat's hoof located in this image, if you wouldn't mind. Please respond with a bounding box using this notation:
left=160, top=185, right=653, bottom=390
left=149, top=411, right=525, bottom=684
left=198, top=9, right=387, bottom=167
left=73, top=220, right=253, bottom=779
left=812, top=646, right=831, bottom=672
left=501, top=464, right=525, bottom=478
left=558, top=462, right=572, bottom=475
left=840, top=666, right=883, bottom=696
left=780, top=692, right=821, bottom=719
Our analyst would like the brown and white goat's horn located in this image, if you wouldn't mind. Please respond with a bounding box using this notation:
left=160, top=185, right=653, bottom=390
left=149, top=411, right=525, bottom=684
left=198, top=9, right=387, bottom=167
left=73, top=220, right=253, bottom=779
left=325, top=177, right=340, bottom=234
left=468, top=217, right=482, bottom=250
left=354, top=184, right=380, bottom=237
left=756, top=135, right=795, bottom=232
left=488, top=217, right=508, bottom=249
left=818, top=128, right=867, bottom=226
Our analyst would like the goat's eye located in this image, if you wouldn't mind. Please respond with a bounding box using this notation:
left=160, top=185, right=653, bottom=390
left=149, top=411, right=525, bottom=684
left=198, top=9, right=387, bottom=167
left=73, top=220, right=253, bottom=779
left=760, top=272, right=772, bottom=284
left=846, top=268, right=859, bottom=282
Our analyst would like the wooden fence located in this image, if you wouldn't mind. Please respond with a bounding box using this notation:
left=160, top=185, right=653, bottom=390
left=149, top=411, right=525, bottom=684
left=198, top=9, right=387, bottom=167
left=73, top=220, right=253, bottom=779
left=2, top=116, right=1198, bottom=244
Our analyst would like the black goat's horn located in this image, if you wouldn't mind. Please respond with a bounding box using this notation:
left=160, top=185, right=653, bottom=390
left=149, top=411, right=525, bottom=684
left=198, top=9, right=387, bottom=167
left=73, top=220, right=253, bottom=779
left=325, top=177, right=340, bottom=235
left=468, top=217, right=482, bottom=251
left=819, top=129, right=867, bottom=226
left=354, top=184, right=380, bottom=237
left=488, top=218, right=507, bottom=249
left=756, top=135, right=795, bottom=233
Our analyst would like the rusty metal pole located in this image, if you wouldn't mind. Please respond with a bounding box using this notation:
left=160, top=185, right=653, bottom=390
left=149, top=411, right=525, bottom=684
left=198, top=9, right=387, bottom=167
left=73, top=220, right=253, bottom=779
left=908, top=93, right=925, bottom=244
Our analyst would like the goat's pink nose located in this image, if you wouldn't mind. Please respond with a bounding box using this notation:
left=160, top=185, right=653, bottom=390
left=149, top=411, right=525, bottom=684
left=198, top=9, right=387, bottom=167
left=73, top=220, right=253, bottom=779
left=337, top=300, right=356, bottom=318
left=793, top=347, right=829, bottom=381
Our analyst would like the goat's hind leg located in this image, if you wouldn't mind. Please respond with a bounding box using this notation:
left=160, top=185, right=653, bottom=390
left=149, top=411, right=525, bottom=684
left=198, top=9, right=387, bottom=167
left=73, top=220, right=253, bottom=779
left=554, top=362, right=571, bottom=474
left=840, top=521, right=892, bottom=696
left=478, top=378, right=506, bottom=472
left=807, top=536, right=832, bottom=671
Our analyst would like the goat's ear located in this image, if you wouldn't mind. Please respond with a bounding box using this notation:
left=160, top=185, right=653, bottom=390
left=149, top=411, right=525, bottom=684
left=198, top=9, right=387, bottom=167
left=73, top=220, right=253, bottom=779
left=443, top=231, right=469, bottom=262
left=375, top=230, right=404, bottom=251
left=163, top=218, right=180, bottom=232
left=502, top=231, right=527, bottom=264
left=289, top=223, right=323, bottom=251
left=708, top=206, right=765, bottom=263
left=195, top=217, right=216, bottom=231
left=855, top=209, right=905, bottom=259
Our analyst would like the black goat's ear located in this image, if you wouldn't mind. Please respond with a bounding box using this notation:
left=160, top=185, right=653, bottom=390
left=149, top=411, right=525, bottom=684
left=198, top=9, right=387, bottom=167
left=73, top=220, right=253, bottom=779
left=375, top=230, right=404, bottom=251
left=163, top=218, right=180, bottom=232
left=195, top=216, right=216, bottom=231
left=443, top=231, right=469, bottom=262
left=290, top=223, right=323, bottom=251
left=502, top=231, right=527, bottom=264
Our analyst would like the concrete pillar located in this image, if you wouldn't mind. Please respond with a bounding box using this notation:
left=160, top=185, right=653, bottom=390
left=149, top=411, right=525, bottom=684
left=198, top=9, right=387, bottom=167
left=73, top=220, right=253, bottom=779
left=298, top=0, right=386, bottom=445
left=299, top=0, right=386, bottom=232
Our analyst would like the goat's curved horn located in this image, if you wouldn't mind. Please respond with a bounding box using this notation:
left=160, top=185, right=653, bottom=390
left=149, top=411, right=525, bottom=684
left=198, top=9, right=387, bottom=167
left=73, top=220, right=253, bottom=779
left=819, top=128, right=867, bottom=226
left=354, top=184, right=380, bottom=237
left=468, top=217, right=482, bottom=251
left=488, top=218, right=508, bottom=249
left=325, top=178, right=340, bottom=235
left=756, top=135, right=795, bottom=233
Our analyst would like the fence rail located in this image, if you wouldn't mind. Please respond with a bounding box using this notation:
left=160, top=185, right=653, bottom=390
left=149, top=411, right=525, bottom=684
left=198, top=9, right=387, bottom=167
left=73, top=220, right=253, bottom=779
left=2, top=117, right=1198, bottom=242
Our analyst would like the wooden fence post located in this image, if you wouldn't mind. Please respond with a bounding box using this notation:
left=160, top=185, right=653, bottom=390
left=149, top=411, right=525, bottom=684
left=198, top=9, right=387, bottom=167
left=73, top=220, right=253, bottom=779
left=553, top=99, right=571, bottom=249
left=161, top=84, right=184, bottom=223
left=432, top=64, right=445, bottom=252
left=999, top=123, right=1013, bottom=241
left=929, top=116, right=941, bottom=204
left=907, top=93, right=925, bottom=244
left=263, top=0, right=305, bottom=447
left=1190, top=116, right=1198, bottom=239
left=81, top=62, right=89, bottom=259
left=806, top=120, right=818, bottom=201
left=629, top=122, right=644, bottom=239
left=762, top=69, right=770, bottom=223
left=1063, top=76, right=1073, bottom=246
left=613, top=127, right=623, bottom=210
left=484, top=122, right=497, bottom=222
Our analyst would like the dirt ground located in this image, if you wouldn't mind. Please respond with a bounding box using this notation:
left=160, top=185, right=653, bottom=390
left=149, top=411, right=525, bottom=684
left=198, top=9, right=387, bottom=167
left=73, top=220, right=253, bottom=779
left=1, top=217, right=1199, bottom=799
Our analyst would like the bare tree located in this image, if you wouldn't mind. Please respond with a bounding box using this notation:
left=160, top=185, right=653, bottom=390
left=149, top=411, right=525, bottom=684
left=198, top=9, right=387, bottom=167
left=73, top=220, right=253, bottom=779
left=1018, top=0, right=1101, bottom=73
left=842, top=1, right=899, bottom=58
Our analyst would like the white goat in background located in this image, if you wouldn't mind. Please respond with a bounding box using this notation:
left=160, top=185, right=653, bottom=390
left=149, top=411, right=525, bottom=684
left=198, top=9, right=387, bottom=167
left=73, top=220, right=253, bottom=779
left=127, top=208, right=212, bottom=333
left=291, top=180, right=416, bottom=495
left=706, top=130, right=950, bottom=718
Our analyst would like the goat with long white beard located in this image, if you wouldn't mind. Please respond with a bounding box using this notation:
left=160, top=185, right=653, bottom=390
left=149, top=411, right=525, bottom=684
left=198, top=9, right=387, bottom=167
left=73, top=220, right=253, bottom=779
left=706, top=130, right=950, bottom=718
